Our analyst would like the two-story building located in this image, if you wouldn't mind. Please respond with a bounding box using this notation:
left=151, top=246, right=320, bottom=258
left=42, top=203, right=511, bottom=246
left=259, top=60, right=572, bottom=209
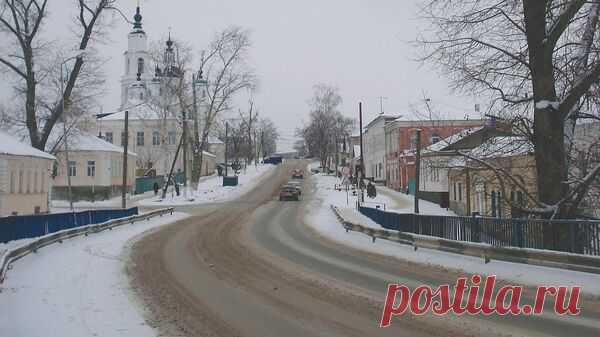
left=363, top=114, right=400, bottom=182
left=384, top=118, right=486, bottom=194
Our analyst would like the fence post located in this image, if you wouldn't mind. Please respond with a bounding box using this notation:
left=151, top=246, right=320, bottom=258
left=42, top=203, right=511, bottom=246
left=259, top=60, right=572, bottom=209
left=568, top=223, right=576, bottom=253
left=471, top=214, right=480, bottom=243
left=511, top=220, right=524, bottom=248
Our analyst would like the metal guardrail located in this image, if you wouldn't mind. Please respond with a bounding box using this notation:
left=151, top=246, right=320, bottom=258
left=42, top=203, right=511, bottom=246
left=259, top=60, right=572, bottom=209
left=358, top=206, right=600, bottom=256
left=332, top=206, right=600, bottom=274
left=0, top=207, right=174, bottom=286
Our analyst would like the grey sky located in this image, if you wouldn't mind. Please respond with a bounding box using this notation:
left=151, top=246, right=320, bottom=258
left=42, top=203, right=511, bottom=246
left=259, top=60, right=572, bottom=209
left=2, top=0, right=480, bottom=151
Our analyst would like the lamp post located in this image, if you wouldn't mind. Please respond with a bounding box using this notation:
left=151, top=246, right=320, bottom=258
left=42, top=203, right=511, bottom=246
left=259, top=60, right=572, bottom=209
left=59, top=50, right=86, bottom=211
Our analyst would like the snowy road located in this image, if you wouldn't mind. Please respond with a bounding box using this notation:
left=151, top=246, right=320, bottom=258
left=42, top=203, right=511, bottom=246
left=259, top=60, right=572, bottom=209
left=130, top=161, right=600, bottom=337
left=0, top=211, right=189, bottom=337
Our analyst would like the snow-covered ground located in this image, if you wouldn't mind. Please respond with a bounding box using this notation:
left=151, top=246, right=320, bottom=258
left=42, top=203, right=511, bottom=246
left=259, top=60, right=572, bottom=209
left=138, top=164, right=276, bottom=206
left=0, top=211, right=189, bottom=337
left=313, top=173, right=455, bottom=216
left=306, top=173, right=600, bottom=295
left=51, top=191, right=155, bottom=213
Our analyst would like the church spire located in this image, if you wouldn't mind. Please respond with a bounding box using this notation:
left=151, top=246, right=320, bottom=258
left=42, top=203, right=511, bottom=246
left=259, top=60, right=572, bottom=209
left=133, top=1, right=143, bottom=31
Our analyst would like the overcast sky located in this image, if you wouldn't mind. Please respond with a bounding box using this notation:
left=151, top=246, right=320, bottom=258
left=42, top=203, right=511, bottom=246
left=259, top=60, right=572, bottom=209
left=1, top=0, right=481, bottom=151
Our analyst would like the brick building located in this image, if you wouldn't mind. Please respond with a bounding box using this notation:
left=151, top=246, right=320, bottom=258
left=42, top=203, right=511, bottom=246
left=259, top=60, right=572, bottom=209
left=384, top=118, right=486, bottom=194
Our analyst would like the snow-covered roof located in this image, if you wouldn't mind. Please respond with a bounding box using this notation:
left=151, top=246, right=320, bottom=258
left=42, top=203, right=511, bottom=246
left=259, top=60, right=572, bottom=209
left=0, top=130, right=56, bottom=160
left=56, top=131, right=137, bottom=156
left=423, top=126, right=485, bottom=153
left=469, top=136, right=533, bottom=159
left=99, top=103, right=178, bottom=121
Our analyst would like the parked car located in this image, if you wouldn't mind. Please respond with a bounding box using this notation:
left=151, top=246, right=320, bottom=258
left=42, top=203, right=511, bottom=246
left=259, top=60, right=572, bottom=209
left=279, top=185, right=300, bottom=201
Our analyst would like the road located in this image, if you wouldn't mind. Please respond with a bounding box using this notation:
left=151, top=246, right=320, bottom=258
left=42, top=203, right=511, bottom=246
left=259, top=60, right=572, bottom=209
left=130, top=161, right=600, bottom=337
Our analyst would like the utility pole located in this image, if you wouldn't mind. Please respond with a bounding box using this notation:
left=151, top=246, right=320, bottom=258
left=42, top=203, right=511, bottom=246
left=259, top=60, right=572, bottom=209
left=225, top=121, right=229, bottom=177
left=121, top=110, right=129, bottom=209
left=162, top=134, right=184, bottom=199
left=414, top=129, right=421, bottom=214
left=182, top=107, right=188, bottom=192
left=254, top=130, right=258, bottom=167
left=61, top=63, right=74, bottom=212
left=260, top=130, right=265, bottom=161
left=359, top=102, right=365, bottom=203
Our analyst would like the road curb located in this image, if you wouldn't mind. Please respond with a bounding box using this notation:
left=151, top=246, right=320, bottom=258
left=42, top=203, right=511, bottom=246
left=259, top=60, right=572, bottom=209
left=0, top=207, right=174, bottom=287
left=331, top=206, right=600, bottom=274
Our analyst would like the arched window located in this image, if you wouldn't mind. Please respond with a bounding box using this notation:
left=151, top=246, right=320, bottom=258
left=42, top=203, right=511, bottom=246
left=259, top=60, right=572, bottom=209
left=137, top=57, right=144, bottom=74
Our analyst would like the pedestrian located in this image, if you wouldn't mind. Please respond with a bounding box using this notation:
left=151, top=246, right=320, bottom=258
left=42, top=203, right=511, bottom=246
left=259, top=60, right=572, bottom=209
left=153, top=182, right=159, bottom=196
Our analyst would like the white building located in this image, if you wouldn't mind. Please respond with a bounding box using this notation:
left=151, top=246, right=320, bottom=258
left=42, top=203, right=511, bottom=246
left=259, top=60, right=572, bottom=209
left=362, top=114, right=399, bottom=182
left=52, top=131, right=137, bottom=201
left=0, top=131, right=55, bottom=216
left=97, top=4, right=214, bottom=178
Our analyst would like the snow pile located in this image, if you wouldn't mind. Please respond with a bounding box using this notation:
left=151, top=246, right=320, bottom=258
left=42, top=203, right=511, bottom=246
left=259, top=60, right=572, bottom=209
left=0, top=211, right=189, bottom=337
left=305, top=174, right=600, bottom=295
left=51, top=191, right=155, bottom=212
left=535, top=100, right=560, bottom=110
left=138, top=164, right=275, bottom=206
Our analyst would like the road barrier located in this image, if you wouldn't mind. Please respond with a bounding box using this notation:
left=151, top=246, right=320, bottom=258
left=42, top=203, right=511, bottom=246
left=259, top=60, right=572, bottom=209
left=332, top=206, right=600, bottom=274
left=0, top=208, right=139, bottom=243
left=358, top=206, right=600, bottom=256
left=0, top=207, right=174, bottom=286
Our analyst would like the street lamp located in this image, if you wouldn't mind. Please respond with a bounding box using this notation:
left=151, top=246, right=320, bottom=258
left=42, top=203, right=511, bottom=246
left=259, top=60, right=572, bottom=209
left=60, top=50, right=87, bottom=212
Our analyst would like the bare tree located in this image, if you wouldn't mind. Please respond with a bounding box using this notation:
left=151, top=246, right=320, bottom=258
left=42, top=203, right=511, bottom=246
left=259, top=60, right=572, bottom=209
left=192, top=26, right=256, bottom=184
left=418, top=0, right=600, bottom=219
left=0, top=0, right=117, bottom=150
left=297, top=84, right=354, bottom=170
left=258, top=117, right=279, bottom=158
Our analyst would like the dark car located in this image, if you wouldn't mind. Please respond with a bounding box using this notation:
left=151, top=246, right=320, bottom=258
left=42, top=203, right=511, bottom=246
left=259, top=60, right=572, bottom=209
left=279, top=186, right=300, bottom=201
left=291, top=169, right=304, bottom=179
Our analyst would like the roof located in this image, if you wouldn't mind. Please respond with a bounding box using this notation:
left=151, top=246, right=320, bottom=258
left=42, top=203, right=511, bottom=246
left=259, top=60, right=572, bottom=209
left=469, top=136, right=533, bottom=159
left=56, top=130, right=137, bottom=156
left=0, top=130, right=56, bottom=160
left=365, top=114, right=401, bottom=130
left=423, top=126, right=485, bottom=153
left=99, top=103, right=178, bottom=121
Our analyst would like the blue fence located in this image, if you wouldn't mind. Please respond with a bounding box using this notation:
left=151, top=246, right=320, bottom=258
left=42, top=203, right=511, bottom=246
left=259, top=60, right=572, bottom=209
left=0, top=207, right=138, bottom=244
left=358, top=206, right=600, bottom=256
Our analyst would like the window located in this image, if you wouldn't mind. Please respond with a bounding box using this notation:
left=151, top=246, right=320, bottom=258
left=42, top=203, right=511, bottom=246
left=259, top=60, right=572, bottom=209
left=87, top=161, right=96, bottom=177
left=168, top=131, right=176, bottom=145
left=68, top=161, right=77, bottom=177
left=152, top=131, right=160, bottom=146
left=41, top=171, right=46, bottom=193
left=121, top=132, right=127, bottom=146
left=26, top=170, right=31, bottom=193
left=410, top=132, right=418, bottom=150
left=33, top=171, right=38, bottom=193
left=458, top=182, right=463, bottom=202
left=453, top=183, right=457, bottom=201
left=137, top=132, right=145, bottom=146
left=105, top=132, right=113, bottom=144
left=10, top=171, right=15, bottom=193
left=137, top=57, right=145, bottom=74
left=19, top=170, right=23, bottom=193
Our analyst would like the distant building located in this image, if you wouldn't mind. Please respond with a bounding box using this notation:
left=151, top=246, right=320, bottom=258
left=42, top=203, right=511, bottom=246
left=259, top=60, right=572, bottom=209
left=52, top=131, right=137, bottom=201
left=419, top=124, right=511, bottom=208
left=448, top=137, right=536, bottom=217
left=384, top=118, right=487, bottom=194
left=363, top=114, right=400, bottom=182
left=0, top=131, right=55, bottom=216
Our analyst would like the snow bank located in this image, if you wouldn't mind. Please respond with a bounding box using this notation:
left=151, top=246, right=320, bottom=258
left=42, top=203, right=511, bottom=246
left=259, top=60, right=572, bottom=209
left=138, top=164, right=275, bottom=206
left=0, top=211, right=189, bottom=337
left=306, top=175, right=600, bottom=295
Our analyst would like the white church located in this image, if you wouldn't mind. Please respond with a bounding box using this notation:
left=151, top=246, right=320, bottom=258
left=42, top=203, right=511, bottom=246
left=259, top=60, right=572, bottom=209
left=96, top=4, right=218, bottom=178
